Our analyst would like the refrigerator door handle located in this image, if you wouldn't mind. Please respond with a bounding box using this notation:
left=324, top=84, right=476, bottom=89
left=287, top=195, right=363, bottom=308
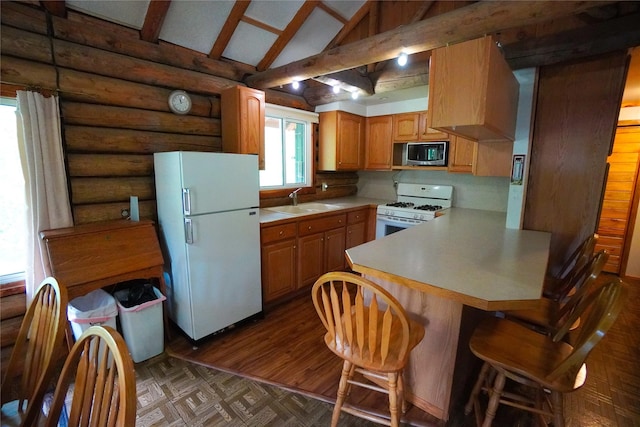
left=182, top=188, right=191, bottom=215
left=184, top=218, right=193, bottom=244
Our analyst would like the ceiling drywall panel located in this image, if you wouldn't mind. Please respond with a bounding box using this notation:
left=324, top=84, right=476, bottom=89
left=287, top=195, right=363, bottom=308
left=159, top=1, right=234, bottom=54
left=225, top=22, right=279, bottom=67
left=66, top=0, right=150, bottom=29
left=245, top=1, right=305, bottom=31
left=271, top=8, right=342, bottom=68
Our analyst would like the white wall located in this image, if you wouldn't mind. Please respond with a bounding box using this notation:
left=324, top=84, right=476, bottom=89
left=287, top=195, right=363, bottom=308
left=358, top=170, right=510, bottom=212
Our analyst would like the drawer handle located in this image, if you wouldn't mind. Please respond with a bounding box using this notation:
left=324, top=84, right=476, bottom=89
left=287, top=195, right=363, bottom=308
left=279, top=231, right=284, bottom=235
left=308, top=226, right=312, bottom=230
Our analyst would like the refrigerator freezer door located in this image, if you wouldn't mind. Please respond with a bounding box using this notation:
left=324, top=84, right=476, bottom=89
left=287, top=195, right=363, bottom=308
left=183, top=208, right=262, bottom=340
left=179, top=152, right=259, bottom=215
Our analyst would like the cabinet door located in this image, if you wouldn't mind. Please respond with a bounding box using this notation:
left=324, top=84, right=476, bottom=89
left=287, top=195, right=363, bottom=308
left=346, top=222, right=366, bottom=249
left=448, top=135, right=475, bottom=173
left=393, top=113, right=419, bottom=141
left=324, top=227, right=346, bottom=272
left=240, top=87, right=266, bottom=169
left=419, top=111, right=449, bottom=141
left=261, top=239, right=296, bottom=303
left=298, top=233, right=324, bottom=288
left=337, top=112, right=364, bottom=170
left=365, top=115, right=393, bottom=170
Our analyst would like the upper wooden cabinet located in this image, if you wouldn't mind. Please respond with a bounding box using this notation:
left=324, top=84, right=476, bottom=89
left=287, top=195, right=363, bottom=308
left=365, top=115, right=393, bottom=170
left=448, top=135, right=513, bottom=177
left=392, top=111, right=448, bottom=142
left=318, top=110, right=365, bottom=171
left=221, top=85, right=265, bottom=169
left=427, top=35, right=519, bottom=142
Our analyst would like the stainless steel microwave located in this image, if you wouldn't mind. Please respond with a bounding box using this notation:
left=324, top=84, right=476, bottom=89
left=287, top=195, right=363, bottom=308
left=402, top=141, right=448, bottom=166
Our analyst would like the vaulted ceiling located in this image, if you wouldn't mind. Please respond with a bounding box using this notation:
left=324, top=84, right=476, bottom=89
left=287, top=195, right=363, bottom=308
left=42, top=0, right=640, bottom=107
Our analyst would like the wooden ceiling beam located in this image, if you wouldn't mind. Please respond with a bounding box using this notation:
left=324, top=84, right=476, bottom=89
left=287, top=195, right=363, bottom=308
left=140, top=0, right=171, bottom=43
left=244, top=1, right=613, bottom=89
left=257, top=0, right=319, bottom=71
left=41, top=0, right=67, bottom=18
left=209, top=0, right=251, bottom=59
left=313, top=69, right=374, bottom=95
left=366, top=0, right=379, bottom=73
left=503, top=11, right=640, bottom=69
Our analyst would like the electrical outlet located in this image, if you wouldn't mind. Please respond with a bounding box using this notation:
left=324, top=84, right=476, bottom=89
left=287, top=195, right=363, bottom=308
left=121, top=208, right=130, bottom=218
left=393, top=181, right=398, bottom=188
left=322, top=182, right=328, bottom=191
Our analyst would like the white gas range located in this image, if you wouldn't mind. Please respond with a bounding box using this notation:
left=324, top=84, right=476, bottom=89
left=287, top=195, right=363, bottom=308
left=376, top=183, right=453, bottom=238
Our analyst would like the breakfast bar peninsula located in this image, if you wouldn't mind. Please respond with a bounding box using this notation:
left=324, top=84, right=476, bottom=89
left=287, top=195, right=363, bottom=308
left=345, top=208, right=551, bottom=421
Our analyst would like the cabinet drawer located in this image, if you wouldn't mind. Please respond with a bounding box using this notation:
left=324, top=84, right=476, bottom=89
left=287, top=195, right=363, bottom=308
left=261, top=223, right=297, bottom=244
left=298, top=214, right=346, bottom=236
left=348, top=209, right=367, bottom=224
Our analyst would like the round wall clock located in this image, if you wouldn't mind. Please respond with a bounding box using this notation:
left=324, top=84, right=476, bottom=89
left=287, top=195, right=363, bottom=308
left=168, top=90, right=192, bottom=115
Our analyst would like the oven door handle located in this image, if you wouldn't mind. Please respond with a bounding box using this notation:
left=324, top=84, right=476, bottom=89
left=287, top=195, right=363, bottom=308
left=377, top=215, right=420, bottom=227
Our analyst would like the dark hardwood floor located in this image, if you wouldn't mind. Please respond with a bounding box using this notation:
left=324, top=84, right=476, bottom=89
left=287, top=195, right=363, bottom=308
left=165, top=273, right=640, bottom=426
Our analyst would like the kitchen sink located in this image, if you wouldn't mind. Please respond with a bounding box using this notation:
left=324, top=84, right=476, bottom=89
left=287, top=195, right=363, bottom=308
left=265, top=202, right=343, bottom=216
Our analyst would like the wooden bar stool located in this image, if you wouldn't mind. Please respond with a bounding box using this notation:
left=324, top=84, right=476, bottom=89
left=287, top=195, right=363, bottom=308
left=503, top=249, right=608, bottom=336
left=311, top=272, right=425, bottom=427
left=43, top=325, right=136, bottom=427
left=543, top=233, right=598, bottom=300
left=465, top=278, right=627, bottom=427
left=1, top=277, right=68, bottom=427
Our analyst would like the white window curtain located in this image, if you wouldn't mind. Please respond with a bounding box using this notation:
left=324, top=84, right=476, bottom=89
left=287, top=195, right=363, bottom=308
left=16, top=91, right=73, bottom=299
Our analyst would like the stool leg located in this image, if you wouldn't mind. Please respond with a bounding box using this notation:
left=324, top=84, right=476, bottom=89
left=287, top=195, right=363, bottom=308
left=551, top=390, right=565, bottom=427
left=465, top=362, right=490, bottom=414
left=482, top=371, right=505, bottom=427
left=387, top=372, right=400, bottom=427
left=332, top=360, right=352, bottom=427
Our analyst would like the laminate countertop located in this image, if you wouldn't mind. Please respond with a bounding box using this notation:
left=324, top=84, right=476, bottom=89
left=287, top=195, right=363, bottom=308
left=346, top=208, right=552, bottom=311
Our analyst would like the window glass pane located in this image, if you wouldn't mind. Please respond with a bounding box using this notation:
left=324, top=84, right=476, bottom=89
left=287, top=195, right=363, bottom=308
left=260, top=117, right=284, bottom=187
left=285, top=120, right=305, bottom=185
left=0, top=101, right=27, bottom=280
left=259, top=110, right=311, bottom=190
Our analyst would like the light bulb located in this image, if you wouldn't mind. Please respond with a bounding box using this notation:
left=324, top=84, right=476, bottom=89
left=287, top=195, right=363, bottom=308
left=292, top=81, right=300, bottom=90
left=332, top=85, right=340, bottom=94
left=397, top=52, right=408, bottom=67
left=351, top=92, right=359, bottom=100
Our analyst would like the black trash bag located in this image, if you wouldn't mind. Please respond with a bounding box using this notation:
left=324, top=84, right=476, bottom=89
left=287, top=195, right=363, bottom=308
left=118, top=281, right=157, bottom=308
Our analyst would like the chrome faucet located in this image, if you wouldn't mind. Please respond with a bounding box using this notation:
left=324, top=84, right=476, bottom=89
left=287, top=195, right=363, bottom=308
left=289, top=188, right=303, bottom=206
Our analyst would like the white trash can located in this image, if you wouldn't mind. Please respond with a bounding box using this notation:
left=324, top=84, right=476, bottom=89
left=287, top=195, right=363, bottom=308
left=67, top=289, right=118, bottom=341
left=114, top=285, right=166, bottom=363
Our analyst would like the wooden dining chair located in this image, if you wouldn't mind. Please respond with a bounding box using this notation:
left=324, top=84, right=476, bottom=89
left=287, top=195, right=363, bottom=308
left=465, top=278, right=627, bottom=427
left=1, top=277, right=68, bottom=427
left=311, top=272, right=425, bottom=427
left=543, top=233, right=598, bottom=300
left=43, top=325, right=136, bottom=427
left=503, top=249, right=608, bottom=336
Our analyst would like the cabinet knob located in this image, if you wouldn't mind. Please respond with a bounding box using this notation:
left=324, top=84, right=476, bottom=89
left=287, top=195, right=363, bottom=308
left=308, top=226, right=312, bottom=230
left=279, top=231, right=284, bottom=235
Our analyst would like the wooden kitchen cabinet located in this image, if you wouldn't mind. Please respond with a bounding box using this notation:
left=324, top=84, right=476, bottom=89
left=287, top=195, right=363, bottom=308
left=318, top=110, right=365, bottom=170
left=346, top=209, right=368, bottom=249
left=448, top=135, right=512, bottom=177
left=297, top=213, right=346, bottom=287
left=221, top=85, right=265, bottom=169
left=260, top=223, right=297, bottom=303
left=428, top=35, right=519, bottom=142
left=365, top=115, right=393, bottom=170
left=392, top=111, right=448, bottom=142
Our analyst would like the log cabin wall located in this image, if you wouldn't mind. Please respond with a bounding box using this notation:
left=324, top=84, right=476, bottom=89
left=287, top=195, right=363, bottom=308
left=0, top=1, right=356, bottom=225
left=523, top=51, right=629, bottom=276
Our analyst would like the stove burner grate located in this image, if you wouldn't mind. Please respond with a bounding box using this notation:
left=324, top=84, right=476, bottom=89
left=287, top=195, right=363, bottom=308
left=414, top=204, right=443, bottom=211
left=386, top=202, right=415, bottom=208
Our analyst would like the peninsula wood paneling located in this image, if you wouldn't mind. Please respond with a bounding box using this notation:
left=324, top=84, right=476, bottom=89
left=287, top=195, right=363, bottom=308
left=524, top=51, right=628, bottom=277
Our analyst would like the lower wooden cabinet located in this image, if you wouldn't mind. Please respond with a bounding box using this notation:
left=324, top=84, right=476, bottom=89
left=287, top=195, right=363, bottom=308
left=260, top=207, right=371, bottom=307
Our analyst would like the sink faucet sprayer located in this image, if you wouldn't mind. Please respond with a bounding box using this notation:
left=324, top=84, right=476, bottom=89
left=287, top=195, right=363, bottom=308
left=289, top=188, right=303, bottom=206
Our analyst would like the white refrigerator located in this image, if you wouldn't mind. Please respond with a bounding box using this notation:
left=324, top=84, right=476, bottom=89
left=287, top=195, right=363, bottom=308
left=154, top=151, right=262, bottom=341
